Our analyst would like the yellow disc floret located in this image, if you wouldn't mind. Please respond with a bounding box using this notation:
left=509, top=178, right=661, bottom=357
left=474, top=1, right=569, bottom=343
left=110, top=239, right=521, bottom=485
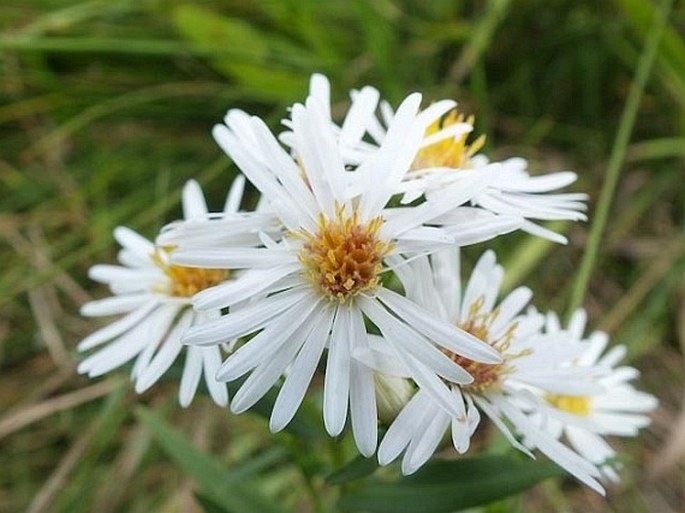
left=298, top=207, right=393, bottom=303
left=545, top=394, right=592, bottom=417
left=152, top=249, right=229, bottom=298
left=412, top=109, right=486, bottom=171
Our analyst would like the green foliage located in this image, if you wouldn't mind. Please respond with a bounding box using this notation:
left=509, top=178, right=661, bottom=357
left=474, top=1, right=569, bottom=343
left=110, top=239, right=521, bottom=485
left=337, top=456, right=564, bottom=513
left=171, top=4, right=310, bottom=102
left=137, top=406, right=288, bottom=513
left=326, top=454, right=379, bottom=485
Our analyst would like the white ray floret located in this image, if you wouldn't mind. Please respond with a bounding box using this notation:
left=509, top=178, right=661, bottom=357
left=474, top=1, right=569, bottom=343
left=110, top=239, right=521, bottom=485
left=358, top=249, right=606, bottom=493
left=172, top=92, right=502, bottom=457
left=78, top=178, right=250, bottom=407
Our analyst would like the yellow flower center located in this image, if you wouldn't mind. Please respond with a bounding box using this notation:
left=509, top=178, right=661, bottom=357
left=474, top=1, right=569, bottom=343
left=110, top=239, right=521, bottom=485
left=152, top=249, right=229, bottom=298
left=297, top=207, right=393, bottom=303
left=445, top=297, right=524, bottom=393
left=545, top=394, right=592, bottom=417
left=411, top=109, right=486, bottom=171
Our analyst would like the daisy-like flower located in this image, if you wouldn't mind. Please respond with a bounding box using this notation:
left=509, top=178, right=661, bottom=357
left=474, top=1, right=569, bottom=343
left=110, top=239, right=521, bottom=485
left=528, top=310, right=658, bottom=482
left=296, top=74, right=587, bottom=244
left=281, top=75, right=524, bottom=248
left=170, top=93, right=502, bottom=456
left=78, top=178, right=254, bottom=407
left=356, top=249, right=605, bottom=492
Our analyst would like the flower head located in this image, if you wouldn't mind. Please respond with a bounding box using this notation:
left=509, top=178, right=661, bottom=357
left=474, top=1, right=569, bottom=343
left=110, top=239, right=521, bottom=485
left=528, top=310, right=658, bottom=482
left=296, top=74, right=586, bottom=244
left=170, top=93, right=501, bottom=456
left=357, top=249, right=605, bottom=492
left=78, top=178, right=249, bottom=407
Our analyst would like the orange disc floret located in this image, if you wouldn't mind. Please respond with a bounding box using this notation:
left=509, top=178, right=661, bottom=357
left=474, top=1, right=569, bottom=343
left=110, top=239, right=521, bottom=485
left=298, top=208, right=393, bottom=303
left=445, top=297, right=524, bottom=393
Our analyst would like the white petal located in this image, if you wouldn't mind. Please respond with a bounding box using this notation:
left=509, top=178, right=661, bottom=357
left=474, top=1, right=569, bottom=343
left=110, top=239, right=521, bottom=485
left=270, top=305, right=336, bottom=431
left=358, top=93, right=423, bottom=219
left=460, top=250, right=496, bottom=321
left=80, top=294, right=150, bottom=317
left=378, top=390, right=426, bottom=466
left=519, top=220, right=569, bottom=244
left=472, top=395, right=534, bottom=457
left=309, top=73, right=331, bottom=120
left=81, top=304, right=178, bottom=377
left=348, top=308, right=378, bottom=456
left=171, top=247, right=295, bottom=270
left=230, top=319, right=315, bottom=414
left=291, top=101, right=338, bottom=215
left=202, top=345, right=229, bottom=407
left=496, top=398, right=604, bottom=494
left=376, top=288, right=501, bottom=364
left=489, top=287, right=532, bottom=338
left=88, top=264, right=160, bottom=285
left=566, top=426, right=616, bottom=467
left=352, top=338, right=411, bottom=378
left=430, top=248, right=461, bottom=323
left=360, top=295, right=473, bottom=384
left=114, top=226, right=154, bottom=257
left=216, top=294, right=322, bottom=381
left=402, top=405, right=451, bottom=475
left=78, top=301, right=158, bottom=351
left=179, top=345, right=204, bottom=407
left=135, top=309, right=194, bottom=393
left=223, top=174, right=246, bottom=213
left=323, top=305, right=353, bottom=436
left=183, top=287, right=310, bottom=346
left=192, top=264, right=299, bottom=310
left=182, top=180, right=209, bottom=220
left=340, top=86, right=380, bottom=149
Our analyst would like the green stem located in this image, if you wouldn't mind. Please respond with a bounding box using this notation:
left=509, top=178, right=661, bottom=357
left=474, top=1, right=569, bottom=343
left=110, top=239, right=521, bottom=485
left=567, top=0, right=674, bottom=319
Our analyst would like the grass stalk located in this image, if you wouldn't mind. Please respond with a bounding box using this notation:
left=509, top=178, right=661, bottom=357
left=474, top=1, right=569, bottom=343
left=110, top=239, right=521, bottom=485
left=566, top=0, right=674, bottom=319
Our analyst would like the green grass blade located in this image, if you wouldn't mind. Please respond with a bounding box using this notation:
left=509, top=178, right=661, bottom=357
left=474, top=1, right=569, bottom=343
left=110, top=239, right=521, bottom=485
left=567, top=0, right=674, bottom=318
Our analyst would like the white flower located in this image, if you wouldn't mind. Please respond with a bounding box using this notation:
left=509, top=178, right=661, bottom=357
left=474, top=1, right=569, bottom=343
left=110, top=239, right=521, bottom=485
left=529, top=310, right=658, bottom=482
left=357, top=249, right=605, bottom=493
left=78, top=178, right=250, bottom=407
left=296, top=74, right=586, bottom=244
left=170, top=93, right=501, bottom=456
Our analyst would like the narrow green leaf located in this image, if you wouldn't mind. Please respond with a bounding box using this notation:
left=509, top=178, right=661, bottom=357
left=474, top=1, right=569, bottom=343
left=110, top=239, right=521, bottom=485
left=195, top=492, right=233, bottom=513
left=326, top=455, right=379, bottom=485
left=567, top=0, right=673, bottom=317
left=170, top=4, right=315, bottom=101
left=172, top=5, right=269, bottom=62
left=136, top=407, right=287, bottom=513
left=337, top=455, right=564, bottom=513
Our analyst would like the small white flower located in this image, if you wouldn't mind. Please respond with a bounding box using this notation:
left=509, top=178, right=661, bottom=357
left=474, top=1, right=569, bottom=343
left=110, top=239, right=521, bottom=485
left=171, top=93, right=501, bottom=456
left=529, top=310, right=658, bottom=482
left=78, top=178, right=249, bottom=407
left=358, top=249, right=605, bottom=493
left=295, top=74, right=586, bottom=244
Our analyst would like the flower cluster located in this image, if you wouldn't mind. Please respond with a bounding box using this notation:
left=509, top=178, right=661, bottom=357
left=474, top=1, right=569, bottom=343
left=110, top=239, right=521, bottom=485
left=79, top=74, right=655, bottom=494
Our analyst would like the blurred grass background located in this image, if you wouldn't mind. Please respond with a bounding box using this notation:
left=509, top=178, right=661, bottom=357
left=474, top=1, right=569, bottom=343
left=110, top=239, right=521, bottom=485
left=0, top=0, right=684, bottom=511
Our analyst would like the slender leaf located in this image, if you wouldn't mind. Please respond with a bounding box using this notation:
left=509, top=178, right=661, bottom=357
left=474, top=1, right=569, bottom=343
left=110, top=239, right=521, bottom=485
left=337, top=455, right=564, bottom=513
left=195, top=492, right=233, bottom=513
left=137, top=407, right=287, bottom=513
left=326, top=455, right=379, bottom=485
left=171, top=4, right=312, bottom=101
